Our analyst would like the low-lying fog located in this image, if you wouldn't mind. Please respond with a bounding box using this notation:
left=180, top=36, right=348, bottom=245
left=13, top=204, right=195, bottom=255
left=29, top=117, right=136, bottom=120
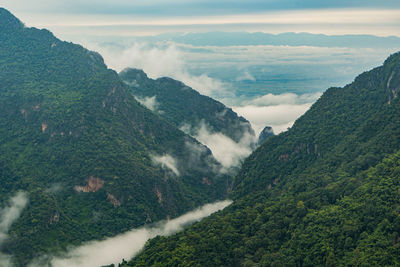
left=29, top=200, right=232, bottom=267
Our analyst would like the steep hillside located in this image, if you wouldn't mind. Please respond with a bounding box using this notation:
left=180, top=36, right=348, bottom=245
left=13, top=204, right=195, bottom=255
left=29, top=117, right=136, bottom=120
left=0, top=8, right=229, bottom=265
left=124, top=52, right=400, bottom=266
left=119, top=68, right=255, bottom=145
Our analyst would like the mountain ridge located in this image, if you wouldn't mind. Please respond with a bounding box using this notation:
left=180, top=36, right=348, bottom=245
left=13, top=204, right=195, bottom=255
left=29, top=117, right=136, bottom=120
left=120, top=67, right=255, bottom=145
left=125, top=31, right=400, bottom=49
left=124, top=51, right=400, bottom=266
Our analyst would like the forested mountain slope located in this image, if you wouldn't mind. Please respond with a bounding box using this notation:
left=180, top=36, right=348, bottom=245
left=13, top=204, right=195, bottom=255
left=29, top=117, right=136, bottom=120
left=0, top=8, right=229, bottom=265
left=125, top=52, right=400, bottom=266
left=119, top=68, right=255, bottom=145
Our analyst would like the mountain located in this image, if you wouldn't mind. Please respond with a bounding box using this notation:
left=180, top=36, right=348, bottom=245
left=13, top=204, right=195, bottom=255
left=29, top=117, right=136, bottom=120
left=0, top=8, right=230, bottom=265
left=124, top=52, right=400, bottom=266
left=257, top=126, right=274, bottom=145
left=119, top=68, right=255, bottom=145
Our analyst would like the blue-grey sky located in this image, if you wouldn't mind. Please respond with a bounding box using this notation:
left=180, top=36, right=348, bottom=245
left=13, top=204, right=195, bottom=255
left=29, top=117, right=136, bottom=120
left=2, top=0, right=400, bottom=36
left=3, top=0, right=400, bottom=15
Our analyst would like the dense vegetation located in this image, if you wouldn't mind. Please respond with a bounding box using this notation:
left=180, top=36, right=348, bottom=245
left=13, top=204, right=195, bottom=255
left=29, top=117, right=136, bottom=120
left=0, top=8, right=230, bottom=265
left=124, top=52, right=400, bottom=266
left=119, top=68, right=255, bottom=144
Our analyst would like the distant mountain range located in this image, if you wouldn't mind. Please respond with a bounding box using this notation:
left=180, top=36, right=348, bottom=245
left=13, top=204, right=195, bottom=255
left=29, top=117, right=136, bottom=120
left=117, top=31, right=400, bottom=49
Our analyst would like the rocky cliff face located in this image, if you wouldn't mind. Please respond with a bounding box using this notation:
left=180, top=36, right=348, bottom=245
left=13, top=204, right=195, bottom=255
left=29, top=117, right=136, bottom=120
left=257, top=126, right=274, bottom=145
left=74, top=176, right=105, bottom=193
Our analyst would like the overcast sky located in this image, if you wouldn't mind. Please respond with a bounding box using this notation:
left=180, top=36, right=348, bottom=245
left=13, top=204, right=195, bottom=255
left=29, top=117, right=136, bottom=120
left=2, top=0, right=400, bottom=37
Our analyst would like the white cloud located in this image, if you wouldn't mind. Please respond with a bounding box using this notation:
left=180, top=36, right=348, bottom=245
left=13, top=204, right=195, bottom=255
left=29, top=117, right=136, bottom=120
left=84, top=42, right=228, bottom=98
left=183, top=141, right=220, bottom=173
left=233, top=92, right=322, bottom=135
left=233, top=104, right=311, bottom=135
left=44, top=183, right=63, bottom=194
left=151, top=153, right=180, bottom=176
left=247, top=92, right=322, bottom=106
left=178, top=43, right=392, bottom=69
left=29, top=200, right=232, bottom=267
left=236, top=70, right=255, bottom=82
left=0, top=192, right=29, bottom=244
left=0, top=192, right=29, bottom=266
left=181, top=122, right=255, bottom=170
left=134, top=95, right=160, bottom=113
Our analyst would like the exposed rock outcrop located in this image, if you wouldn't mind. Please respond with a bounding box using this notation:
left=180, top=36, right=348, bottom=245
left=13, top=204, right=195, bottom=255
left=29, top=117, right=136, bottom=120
left=257, top=126, right=274, bottom=145
left=155, top=188, right=163, bottom=204
left=74, top=176, right=105, bottom=193
left=107, top=193, right=121, bottom=207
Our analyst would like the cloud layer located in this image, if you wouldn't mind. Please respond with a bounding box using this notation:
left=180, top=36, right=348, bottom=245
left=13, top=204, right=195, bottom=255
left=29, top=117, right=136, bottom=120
left=181, top=122, right=255, bottom=170
left=29, top=200, right=232, bottom=267
left=246, top=92, right=322, bottom=106
left=233, top=92, right=322, bottom=134
left=134, top=95, right=161, bottom=113
left=233, top=103, right=311, bottom=134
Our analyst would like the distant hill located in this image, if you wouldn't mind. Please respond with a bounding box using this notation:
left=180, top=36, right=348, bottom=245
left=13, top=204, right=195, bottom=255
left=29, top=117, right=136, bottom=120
left=132, top=31, right=400, bottom=49
left=0, top=8, right=230, bottom=265
left=125, top=52, right=400, bottom=266
left=119, top=68, right=255, bottom=144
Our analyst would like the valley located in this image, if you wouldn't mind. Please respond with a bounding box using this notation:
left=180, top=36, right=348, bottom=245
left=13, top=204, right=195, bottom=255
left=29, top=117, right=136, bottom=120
left=1, top=3, right=400, bottom=266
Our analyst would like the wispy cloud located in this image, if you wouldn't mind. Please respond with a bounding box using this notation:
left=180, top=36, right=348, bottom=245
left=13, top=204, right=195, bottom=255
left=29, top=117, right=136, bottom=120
left=0, top=192, right=29, bottom=266
left=0, top=192, right=28, bottom=244
left=87, top=42, right=228, bottom=98
left=181, top=122, right=255, bottom=170
left=246, top=92, right=322, bottom=106
left=151, top=153, right=180, bottom=176
left=29, top=200, right=232, bottom=267
left=233, top=104, right=311, bottom=134
left=183, top=141, right=220, bottom=174
left=134, top=95, right=161, bottom=113
left=236, top=70, right=255, bottom=82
